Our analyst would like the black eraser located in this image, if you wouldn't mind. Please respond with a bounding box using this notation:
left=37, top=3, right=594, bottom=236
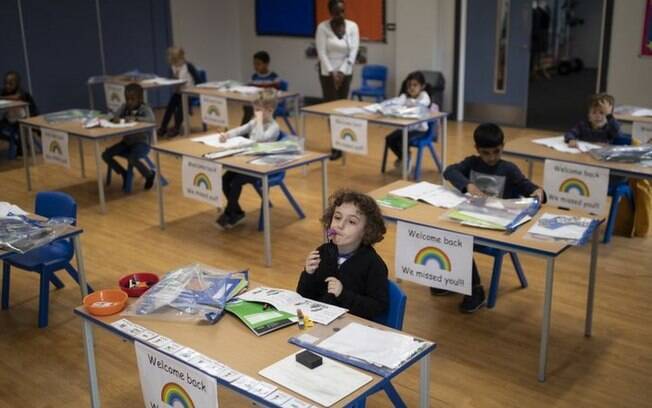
left=296, top=350, right=322, bottom=369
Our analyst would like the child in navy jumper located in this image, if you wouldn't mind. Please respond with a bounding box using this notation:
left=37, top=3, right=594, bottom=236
left=442, top=123, right=545, bottom=313
left=241, top=51, right=281, bottom=125
left=564, top=93, right=625, bottom=146
left=297, top=190, right=389, bottom=320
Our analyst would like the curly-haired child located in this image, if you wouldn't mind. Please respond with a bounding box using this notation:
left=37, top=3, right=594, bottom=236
left=296, top=189, right=389, bottom=320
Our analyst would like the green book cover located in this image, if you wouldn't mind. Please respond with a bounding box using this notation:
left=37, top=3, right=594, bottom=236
left=376, top=195, right=418, bottom=210
left=225, top=299, right=296, bottom=336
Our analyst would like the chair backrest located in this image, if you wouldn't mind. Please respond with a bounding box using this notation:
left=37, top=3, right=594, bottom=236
left=613, top=132, right=632, bottom=146
left=362, top=65, right=388, bottom=89
left=196, top=67, right=207, bottom=85
left=35, top=191, right=77, bottom=224
left=374, top=280, right=407, bottom=330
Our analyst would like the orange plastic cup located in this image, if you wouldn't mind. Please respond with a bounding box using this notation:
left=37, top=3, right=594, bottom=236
left=83, top=289, right=128, bottom=316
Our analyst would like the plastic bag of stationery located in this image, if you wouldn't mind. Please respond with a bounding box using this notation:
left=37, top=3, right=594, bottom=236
left=0, top=216, right=75, bottom=254
left=442, top=196, right=540, bottom=232
left=589, top=145, right=652, bottom=164
left=122, top=263, right=249, bottom=324
left=524, top=213, right=600, bottom=246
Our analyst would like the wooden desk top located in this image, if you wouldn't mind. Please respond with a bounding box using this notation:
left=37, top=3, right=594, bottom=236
left=503, top=137, right=652, bottom=179
left=301, top=99, right=448, bottom=127
left=18, top=115, right=156, bottom=140
left=614, top=114, right=652, bottom=124
left=152, top=138, right=328, bottom=175
left=369, top=181, right=605, bottom=257
left=0, top=100, right=27, bottom=111
left=74, top=301, right=391, bottom=407
left=182, top=86, right=299, bottom=102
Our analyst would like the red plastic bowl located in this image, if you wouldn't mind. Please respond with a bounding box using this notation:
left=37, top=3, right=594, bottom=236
left=118, top=272, right=159, bottom=297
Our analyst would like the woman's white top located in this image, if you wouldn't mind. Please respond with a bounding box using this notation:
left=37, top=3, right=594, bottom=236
left=399, top=91, right=431, bottom=132
left=316, top=19, right=360, bottom=76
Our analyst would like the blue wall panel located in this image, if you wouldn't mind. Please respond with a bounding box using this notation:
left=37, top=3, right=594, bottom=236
left=0, top=0, right=29, bottom=94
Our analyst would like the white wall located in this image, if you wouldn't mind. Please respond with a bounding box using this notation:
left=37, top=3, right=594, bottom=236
left=572, top=0, right=603, bottom=69
left=607, top=0, right=652, bottom=106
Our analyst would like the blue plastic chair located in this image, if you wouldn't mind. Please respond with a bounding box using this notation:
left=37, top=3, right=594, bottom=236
left=603, top=133, right=635, bottom=243
left=2, top=192, right=93, bottom=328
left=189, top=67, right=208, bottom=109
left=474, top=245, right=528, bottom=308
left=351, top=65, right=388, bottom=102
left=381, top=121, right=443, bottom=180
left=105, top=145, right=168, bottom=193
left=274, top=80, right=296, bottom=134
left=251, top=131, right=305, bottom=231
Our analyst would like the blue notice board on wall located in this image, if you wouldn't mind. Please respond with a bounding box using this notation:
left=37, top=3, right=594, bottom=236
left=256, top=0, right=316, bottom=37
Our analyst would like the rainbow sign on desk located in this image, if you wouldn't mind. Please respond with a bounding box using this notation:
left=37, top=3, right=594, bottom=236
left=544, top=159, right=608, bottom=214
left=330, top=114, right=368, bottom=155
left=182, top=156, right=222, bottom=207
left=395, top=221, right=473, bottom=295
left=104, top=83, right=125, bottom=112
left=41, top=128, right=70, bottom=168
left=200, top=95, right=228, bottom=127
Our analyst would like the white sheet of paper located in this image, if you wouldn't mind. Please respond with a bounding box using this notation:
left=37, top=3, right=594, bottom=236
left=0, top=202, right=27, bottom=217
left=317, top=322, right=426, bottom=370
left=532, top=136, right=601, bottom=154
left=191, top=134, right=254, bottom=150
left=390, top=182, right=467, bottom=208
left=259, top=351, right=372, bottom=407
left=527, top=213, right=592, bottom=240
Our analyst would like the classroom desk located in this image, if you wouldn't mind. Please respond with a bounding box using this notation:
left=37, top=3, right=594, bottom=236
left=503, top=136, right=652, bottom=180
left=300, top=100, right=448, bottom=180
left=369, top=180, right=605, bottom=382
left=151, top=138, right=329, bottom=266
left=18, top=115, right=157, bottom=213
left=614, top=113, right=652, bottom=125
left=180, top=86, right=301, bottom=136
left=74, top=287, right=435, bottom=408
left=87, top=75, right=185, bottom=110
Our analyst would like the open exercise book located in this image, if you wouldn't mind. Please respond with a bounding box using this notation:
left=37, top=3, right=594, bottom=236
left=225, top=299, right=296, bottom=336
left=237, top=287, right=347, bottom=325
left=532, top=136, right=601, bottom=154
left=386, top=181, right=467, bottom=209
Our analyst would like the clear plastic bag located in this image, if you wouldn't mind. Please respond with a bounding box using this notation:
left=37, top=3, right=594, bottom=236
left=524, top=213, right=599, bottom=245
left=122, top=263, right=249, bottom=324
left=0, top=216, right=75, bottom=254
left=43, top=109, right=102, bottom=124
left=443, top=196, right=540, bottom=232
left=589, top=145, right=652, bottom=163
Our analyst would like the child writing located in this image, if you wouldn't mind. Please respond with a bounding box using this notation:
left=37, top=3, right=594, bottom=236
left=216, top=89, right=280, bottom=229
left=442, top=123, right=545, bottom=312
left=101, top=83, right=156, bottom=191
left=157, top=46, right=201, bottom=138
left=564, top=93, right=625, bottom=146
left=297, top=189, right=389, bottom=320
left=0, top=71, right=38, bottom=157
left=241, top=51, right=281, bottom=125
left=385, top=71, right=432, bottom=169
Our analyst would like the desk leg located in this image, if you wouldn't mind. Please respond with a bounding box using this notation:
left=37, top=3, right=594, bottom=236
left=182, top=93, right=190, bottom=136
left=82, top=319, right=101, bottom=408
left=321, top=159, right=328, bottom=212
left=72, top=234, right=89, bottom=297
left=156, top=151, right=165, bottom=230
left=20, top=124, right=32, bottom=191
left=293, top=95, right=300, bottom=135
left=538, top=256, right=555, bottom=382
left=441, top=116, right=447, bottom=169
left=94, top=141, right=107, bottom=214
left=88, top=83, right=95, bottom=110
left=79, top=138, right=86, bottom=178
left=585, top=228, right=600, bottom=337
left=419, top=354, right=430, bottom=408
left=28, top=126, right=37, bottom=166
left=527, top=160, right=534, bottom=179
left=402, top=127, right=409, bottom=180
left=262, top=175, right=272, bottom=267
left=301, top=113, right=308, bottom=177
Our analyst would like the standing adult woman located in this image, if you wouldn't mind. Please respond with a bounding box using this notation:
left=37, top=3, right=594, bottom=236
left=316, top=0, right=359, bottom=160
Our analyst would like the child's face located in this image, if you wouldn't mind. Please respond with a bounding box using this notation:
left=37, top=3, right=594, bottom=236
left=406, top=79, right=424, bottom=98
left=476, top=144, right=503, bottom=167
left=253, top=58, right=269, bottom=75
left=167, top=52, right=184, bottom=67
left=4, top=74, right=18, bottom=94
left=125, top=91, right=142, bottom=111
left=329, top=202, right=366, bottom=251
left=254, top=105, right=275, bottom=122
left=588, top=106, right=607, bottom=128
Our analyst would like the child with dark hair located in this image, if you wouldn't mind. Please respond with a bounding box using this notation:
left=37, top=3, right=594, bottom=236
left=297, top=189, right=389, bottom=320
left=385, top=70, right=433, bottom=169
left=0, top=71, right=38, bottom=157
left=442, top=123, right=545, bottom=312
left=101, top=83, right=156, bottom=191
left=564, top=93, right=625, bottom=146
left=241, top=50, right=281, bottom=125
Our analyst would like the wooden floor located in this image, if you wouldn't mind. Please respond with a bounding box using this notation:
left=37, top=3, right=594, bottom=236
left=0, top=108, right=650, bottom=407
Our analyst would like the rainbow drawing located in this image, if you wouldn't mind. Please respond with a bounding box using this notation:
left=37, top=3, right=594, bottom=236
left=207, top=105, right=220, bottom=116
left=193, top=172, right=212, bottom=190
left=110, top=92, right=122, bottom=103
left=161, top=382, right=195, bottom=408
left=414, top=246, right=452, bottom=271
left=49, top=140, right=63, bottom=155
left=339, top=128, right=357, bottom=142
left=559, top=178, right=590, bottom=196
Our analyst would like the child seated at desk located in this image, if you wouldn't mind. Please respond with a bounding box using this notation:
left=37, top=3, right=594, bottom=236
left=384, top=71, right=433, bottom=169
left=101, top=83, right=156, bottom=191
left=0, top=71, right=38, bottom=157
left=216, top=89, right=280, bottom=230
left=157, top=46, right=201, bottom=138
left=297, top=189, right=389, bottom=320
left=564, top=93, right=625, bottom=146
left=241, top=50, right=281, bottom=125
left=442, top=123, right=545, bottom=313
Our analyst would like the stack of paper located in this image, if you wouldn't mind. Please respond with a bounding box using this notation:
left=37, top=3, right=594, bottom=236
left=249, top=154, right=300, bottom=167
left=0, top=202, right=27, bottom=217
left=614, top=105, right=652, bottom=117
left=375, top=195, right=418, bottom=210
left=526, top=213, right=596, bottom=243
left=390, top=181, right=467, bottom=209
left=140, top=77, right=185, bottom=86
left=242, top=140, right=301, bottom=156
left=445, top=197, right=538, bottom=231
left=532, top=136, right=601, bottom=154
left=318, top=322, right=426, bottom=370
left=191, top=134, right=255, bottom=150
left=230, top=85, right=263, bottom=95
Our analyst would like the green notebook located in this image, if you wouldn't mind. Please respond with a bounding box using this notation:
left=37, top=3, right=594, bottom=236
left=225, top=299, right=296, bottom=336
left=376, top=195, right=418, bottom=210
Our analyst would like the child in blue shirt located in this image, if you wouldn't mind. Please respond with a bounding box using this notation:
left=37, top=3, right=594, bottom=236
left=564, top=93, right=625, bottom=146
left=241, top=51, right=280, bottom=125
left=101, top=83, right=156, bottom=191
left=442, top=123, right=545, bottom=312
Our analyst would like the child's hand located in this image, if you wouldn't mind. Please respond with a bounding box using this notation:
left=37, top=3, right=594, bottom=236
left=325, top=277, right=343, bottom=297
left=567, top=139, right=578, bottom=148
left=219, top=133, right=228, bottom=143
left=531, top=188, right=544, bottom=203
left=466, top=183, right=485, bottom=197
left=305, top=250, right=320, bottom=274
left=599, top=99, right=613, bottom=115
